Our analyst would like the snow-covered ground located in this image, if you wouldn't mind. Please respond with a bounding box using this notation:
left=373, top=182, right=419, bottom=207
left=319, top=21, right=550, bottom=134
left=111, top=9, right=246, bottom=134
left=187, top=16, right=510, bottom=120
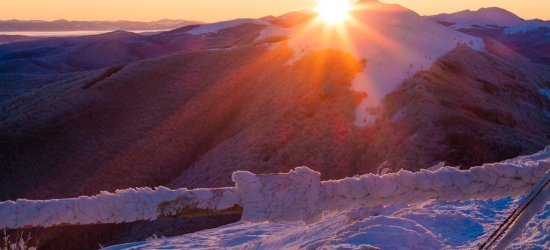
left=104, top=148, right=550, bottom=250
left=429, top=7, right=550, bottom=34
left=106, top=198, right=531, bottom=250
left=256, top=1, right=484, bottom=126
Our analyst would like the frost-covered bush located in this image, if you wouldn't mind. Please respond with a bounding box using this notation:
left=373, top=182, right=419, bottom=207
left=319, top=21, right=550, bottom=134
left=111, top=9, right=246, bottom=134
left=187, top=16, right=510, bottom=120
left=1, top=231, right=37, bottom=250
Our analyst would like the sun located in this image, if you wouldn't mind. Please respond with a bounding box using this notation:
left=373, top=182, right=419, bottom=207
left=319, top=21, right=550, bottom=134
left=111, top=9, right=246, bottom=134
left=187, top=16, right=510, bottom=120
left=316, top=0, right=353, bottom=24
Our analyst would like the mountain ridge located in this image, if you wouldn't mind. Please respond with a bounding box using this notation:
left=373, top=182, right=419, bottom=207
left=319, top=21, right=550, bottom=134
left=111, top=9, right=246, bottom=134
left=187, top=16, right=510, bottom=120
left=0, top=19, right=203, bottom=32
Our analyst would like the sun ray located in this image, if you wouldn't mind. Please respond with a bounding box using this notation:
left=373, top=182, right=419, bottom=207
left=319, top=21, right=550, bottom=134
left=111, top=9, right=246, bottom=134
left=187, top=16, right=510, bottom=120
left=316, top=0, right=353, bottom=24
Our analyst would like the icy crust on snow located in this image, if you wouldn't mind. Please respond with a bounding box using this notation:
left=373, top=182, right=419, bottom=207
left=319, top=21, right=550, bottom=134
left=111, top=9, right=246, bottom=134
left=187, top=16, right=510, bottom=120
left=233, top=167, right=323, bottom=224
left=186, top=19, right=270, bottom=35
left=256, top=1, right=485, bottom=126
left=0, top=187, right=240, bottom=229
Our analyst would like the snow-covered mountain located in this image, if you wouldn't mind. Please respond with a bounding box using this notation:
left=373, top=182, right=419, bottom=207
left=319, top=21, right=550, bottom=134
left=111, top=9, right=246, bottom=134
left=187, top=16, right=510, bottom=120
left=1, top=0, right=550, bottom=249
left=258, top=0, right=484, bottom=125
left=429, top=7, right=550, bottom=34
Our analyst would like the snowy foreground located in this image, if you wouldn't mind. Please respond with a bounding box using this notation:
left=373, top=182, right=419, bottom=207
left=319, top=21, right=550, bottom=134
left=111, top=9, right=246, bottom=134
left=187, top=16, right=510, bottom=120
left=106, top=149, right=550, bottom=250
left=107, top=198, right=546, bottom=250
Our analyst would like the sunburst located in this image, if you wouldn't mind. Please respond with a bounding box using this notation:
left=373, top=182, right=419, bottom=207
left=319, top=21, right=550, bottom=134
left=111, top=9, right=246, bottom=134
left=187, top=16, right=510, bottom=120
left=316, top=0, right=353, bottom=24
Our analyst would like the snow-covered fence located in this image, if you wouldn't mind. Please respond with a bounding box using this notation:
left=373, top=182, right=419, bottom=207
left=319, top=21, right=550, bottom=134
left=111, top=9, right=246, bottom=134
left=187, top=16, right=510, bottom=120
left=235, top=160, right=550, bottom=223
left=0, top=187, right=242, bottom=229
left=0, top=159, right=549, bottom=229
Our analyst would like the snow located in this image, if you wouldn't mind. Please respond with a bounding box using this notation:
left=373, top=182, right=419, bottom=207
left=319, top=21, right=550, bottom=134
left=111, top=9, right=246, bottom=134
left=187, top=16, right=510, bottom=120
left=0, top=187, right=240, bottom=229
left=103, top=147, right=550, bottom=250
left=104, top=198, right=539, bottom=250
left=256, top=1, right=484, bottom=126
left=509, top=202, right=550, bottom=249
left=185, top=19, right=270, bottom=35
left=429, top=7, right=550, bottom=34
left=230, top=160, right=548, bottom=225
left=233, top=167, right=323, bottom=224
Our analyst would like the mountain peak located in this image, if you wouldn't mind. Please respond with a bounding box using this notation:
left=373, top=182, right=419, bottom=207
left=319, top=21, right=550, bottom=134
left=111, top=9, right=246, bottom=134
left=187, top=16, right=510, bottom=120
left=475, top=7, right=521, bottom=20
left=430, top=7, right=521, bottom=23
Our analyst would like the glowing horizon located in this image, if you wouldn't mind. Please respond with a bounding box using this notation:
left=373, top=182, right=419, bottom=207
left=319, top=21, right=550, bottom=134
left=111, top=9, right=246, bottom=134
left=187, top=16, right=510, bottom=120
left=0, top=0, right=548, bottom=23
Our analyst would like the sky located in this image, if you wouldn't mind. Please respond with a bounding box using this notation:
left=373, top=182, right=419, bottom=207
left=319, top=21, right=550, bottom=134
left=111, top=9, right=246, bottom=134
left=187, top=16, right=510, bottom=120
left=0, top=0, right=549, bottom=23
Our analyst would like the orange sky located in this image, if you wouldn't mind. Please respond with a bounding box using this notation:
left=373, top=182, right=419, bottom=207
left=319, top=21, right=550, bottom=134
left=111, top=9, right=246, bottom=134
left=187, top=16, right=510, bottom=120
left=0, top=0, right=548, bottom=22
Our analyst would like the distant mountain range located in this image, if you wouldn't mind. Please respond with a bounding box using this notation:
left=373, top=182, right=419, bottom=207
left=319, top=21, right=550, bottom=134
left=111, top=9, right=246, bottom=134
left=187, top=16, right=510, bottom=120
left=428, top=7, right=550, bottom=34
left=1, top=1, right=550, bottom=249
left=0, top=19, right=269, bottom=76
left=0, top=19, right=202, bottom=32
left=427, top=7, right=550, bottom=64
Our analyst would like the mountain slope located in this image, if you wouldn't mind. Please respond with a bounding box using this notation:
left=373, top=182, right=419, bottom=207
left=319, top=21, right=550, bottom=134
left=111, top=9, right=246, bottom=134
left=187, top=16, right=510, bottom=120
left=376, top=40, right=550, bottom=169
left=5, top=38, right=548, bottom=196
left=0, top=34, right=39, bottom=44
